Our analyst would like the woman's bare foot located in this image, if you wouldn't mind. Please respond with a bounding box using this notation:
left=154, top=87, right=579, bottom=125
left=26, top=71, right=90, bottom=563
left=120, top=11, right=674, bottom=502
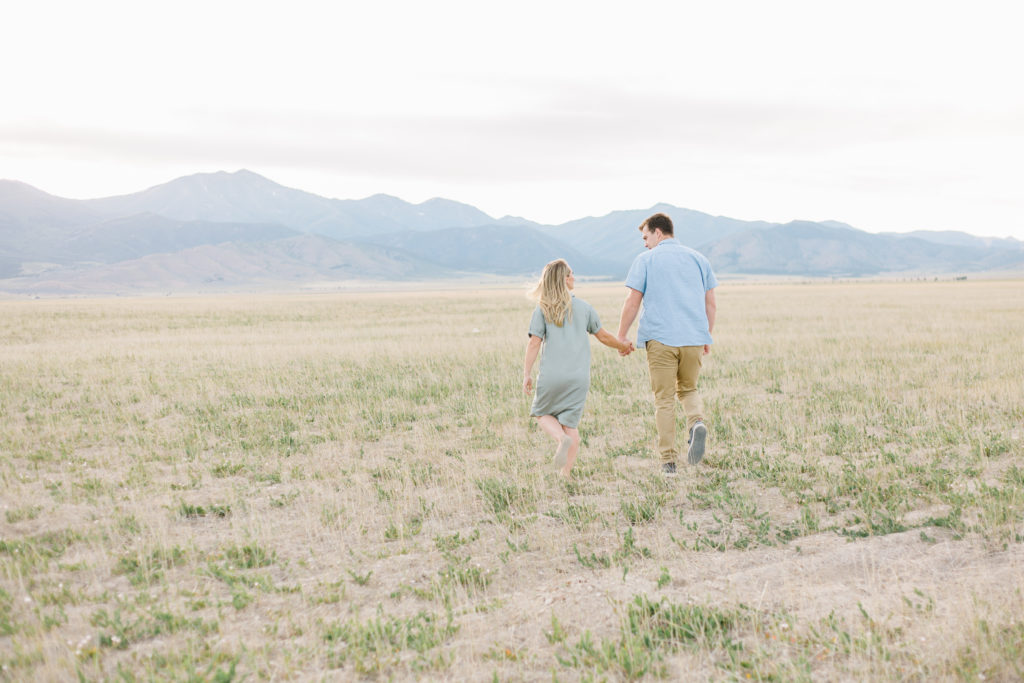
left=554, top=435, right=572, bottom=468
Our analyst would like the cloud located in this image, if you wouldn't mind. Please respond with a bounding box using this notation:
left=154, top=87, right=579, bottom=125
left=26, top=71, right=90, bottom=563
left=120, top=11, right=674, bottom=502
left=6, top=80, right=1018, bottom=191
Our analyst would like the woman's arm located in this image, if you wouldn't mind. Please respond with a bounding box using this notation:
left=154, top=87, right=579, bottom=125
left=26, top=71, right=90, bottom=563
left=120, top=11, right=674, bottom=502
left=523, top=334, right=542, bottom=392
left=595, top=328, right=633, bottom=354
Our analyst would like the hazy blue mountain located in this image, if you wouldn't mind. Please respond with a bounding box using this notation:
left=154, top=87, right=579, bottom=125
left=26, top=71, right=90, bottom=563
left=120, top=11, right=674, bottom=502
left=0, top=180, right=104, bottom=275
left=495, top=215, right=544, bottom=228
left=3, top=169, right=1024, bottom=294
left=704, top=221, right=1024, bottom=276
left=818, top=220, right=859, bottom=231
left=880, top=229, right=1024, bottom=251
left=385, top=224, right=617, bottom=276
left=63, top=213, right=299, bottom=264
left=0, top=234, right=447, bottom=295
left=312, top=194, right=496, bottom=239
left=85, top=170, right=499, bottom=239
left=550, top=203, right=774, bottom=272
left=2, top=172, right=514, bottom=282
left=85, top=170, right=341, bottom=227
left=0, top=180, right=101, bottom=233
left=0, top=180, right=300, bottom=277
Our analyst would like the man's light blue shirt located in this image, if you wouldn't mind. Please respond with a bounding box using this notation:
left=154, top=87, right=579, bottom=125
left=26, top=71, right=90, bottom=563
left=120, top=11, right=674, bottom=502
left=624, top=238, right=718, bottom=348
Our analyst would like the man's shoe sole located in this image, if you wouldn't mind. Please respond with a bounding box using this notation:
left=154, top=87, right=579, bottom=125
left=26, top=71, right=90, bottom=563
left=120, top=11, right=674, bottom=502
left=687, top=424, right=707, bottom=465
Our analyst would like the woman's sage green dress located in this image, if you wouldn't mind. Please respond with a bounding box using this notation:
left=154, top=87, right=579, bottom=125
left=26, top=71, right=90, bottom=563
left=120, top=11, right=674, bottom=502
left=528, top=297, right=601, bottom=428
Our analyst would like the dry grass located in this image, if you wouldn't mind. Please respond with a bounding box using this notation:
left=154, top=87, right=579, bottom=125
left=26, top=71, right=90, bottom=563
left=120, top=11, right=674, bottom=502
left=1, top=279, right=1023, bottom=681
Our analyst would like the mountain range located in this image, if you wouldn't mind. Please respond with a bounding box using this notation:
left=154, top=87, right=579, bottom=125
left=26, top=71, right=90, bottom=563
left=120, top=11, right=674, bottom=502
left=1, top=169, right=1022, bottom=295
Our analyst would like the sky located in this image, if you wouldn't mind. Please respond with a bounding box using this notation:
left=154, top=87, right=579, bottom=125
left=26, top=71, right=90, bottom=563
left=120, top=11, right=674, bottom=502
left=2, top=0, right=1023, bottom=238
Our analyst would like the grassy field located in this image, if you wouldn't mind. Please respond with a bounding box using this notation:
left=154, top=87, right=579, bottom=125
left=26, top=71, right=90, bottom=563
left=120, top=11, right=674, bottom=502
left=1, top=279, right=1023, bottom=681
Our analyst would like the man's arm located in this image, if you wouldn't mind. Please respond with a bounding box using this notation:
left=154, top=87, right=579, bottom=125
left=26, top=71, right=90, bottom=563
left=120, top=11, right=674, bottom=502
left=703, top=287, right=717, bottom=355
left=616, top=288, right=643, bottom=357
left=617, top=288, right=643, bottom=344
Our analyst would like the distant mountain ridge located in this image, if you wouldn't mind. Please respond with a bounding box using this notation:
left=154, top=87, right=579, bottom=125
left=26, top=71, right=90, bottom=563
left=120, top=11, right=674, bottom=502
left=704, top=221, right=1023, bottom=277
left=387, top=224, right=615, bottom=276
left=0, top=235, right=447, bottom=296
left=551, top=203, right=777, bottom=268
left=880, top=229, right=1024, bottom=251
left=85, top=170, right=500, bottom=240
left=63, top=213, right=299, bottom=265
left=1, top=169, right=1022, bottom=294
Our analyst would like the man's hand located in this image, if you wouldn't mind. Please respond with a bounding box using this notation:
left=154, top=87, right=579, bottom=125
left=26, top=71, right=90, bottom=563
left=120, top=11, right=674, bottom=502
left=523, top=376, right=534, bottom=393
left=703, top=344, right=712, bottom=356
left=619, top=337, right=634, bottom=357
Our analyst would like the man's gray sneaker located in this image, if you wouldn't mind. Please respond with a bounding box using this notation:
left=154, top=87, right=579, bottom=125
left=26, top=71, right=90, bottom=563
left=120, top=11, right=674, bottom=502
left=687, top=422, right=707, bottom=465
left=661, top=462, right=677, bottom=475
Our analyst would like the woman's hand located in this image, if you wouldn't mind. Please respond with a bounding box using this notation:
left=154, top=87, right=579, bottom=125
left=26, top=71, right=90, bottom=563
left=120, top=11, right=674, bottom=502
left=523, top=376, right=534, bottom=393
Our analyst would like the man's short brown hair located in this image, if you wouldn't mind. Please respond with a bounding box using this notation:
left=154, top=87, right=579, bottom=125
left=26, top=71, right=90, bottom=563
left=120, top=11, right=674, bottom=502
left=639, top=212, right=674, bottom=236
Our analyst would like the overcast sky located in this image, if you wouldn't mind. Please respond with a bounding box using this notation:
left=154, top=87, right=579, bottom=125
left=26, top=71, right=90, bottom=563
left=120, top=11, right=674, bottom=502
left=2, top=0, right=1022, bottom=238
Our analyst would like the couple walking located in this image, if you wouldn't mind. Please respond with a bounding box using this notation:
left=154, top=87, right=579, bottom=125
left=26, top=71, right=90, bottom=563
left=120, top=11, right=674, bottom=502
left=522, top=213, right=718, bottom=476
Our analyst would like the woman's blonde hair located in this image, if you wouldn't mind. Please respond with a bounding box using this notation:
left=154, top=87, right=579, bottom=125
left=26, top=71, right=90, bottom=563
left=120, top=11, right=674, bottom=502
left=529, top=259, right=573, bottom=327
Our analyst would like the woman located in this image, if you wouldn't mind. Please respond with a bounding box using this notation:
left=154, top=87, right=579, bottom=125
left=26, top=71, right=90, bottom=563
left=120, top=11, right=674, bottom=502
left=522, top=259, right=632, bottom=476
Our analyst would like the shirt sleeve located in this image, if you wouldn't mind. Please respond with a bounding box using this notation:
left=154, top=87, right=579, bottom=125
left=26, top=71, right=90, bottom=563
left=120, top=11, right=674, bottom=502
left=624, top=253, right=647, bottom=294
left=586, top=303, right=601, bottom=335
left=528, top=306, right=546, bottom=339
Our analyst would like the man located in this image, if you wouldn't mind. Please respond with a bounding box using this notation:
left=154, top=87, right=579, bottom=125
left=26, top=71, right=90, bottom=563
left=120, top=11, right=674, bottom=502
left=617, top=212, right=718, bottom=475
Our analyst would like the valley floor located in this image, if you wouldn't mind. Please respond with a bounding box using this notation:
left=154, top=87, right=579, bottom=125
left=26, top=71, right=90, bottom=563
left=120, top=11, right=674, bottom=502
left=1, top=279, right=1022, bottom=680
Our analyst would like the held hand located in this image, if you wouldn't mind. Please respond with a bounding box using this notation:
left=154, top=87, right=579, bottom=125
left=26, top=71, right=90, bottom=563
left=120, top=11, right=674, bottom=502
left=523, top=376, right=533, bottom=393
left=618, top=338, right=634, bottom=357
left=703, top=344, right=711, bottom=356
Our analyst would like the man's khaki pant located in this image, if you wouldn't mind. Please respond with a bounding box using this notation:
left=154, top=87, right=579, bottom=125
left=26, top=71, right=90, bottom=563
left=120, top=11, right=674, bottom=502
left=646, top=340, right=704, bottom=464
